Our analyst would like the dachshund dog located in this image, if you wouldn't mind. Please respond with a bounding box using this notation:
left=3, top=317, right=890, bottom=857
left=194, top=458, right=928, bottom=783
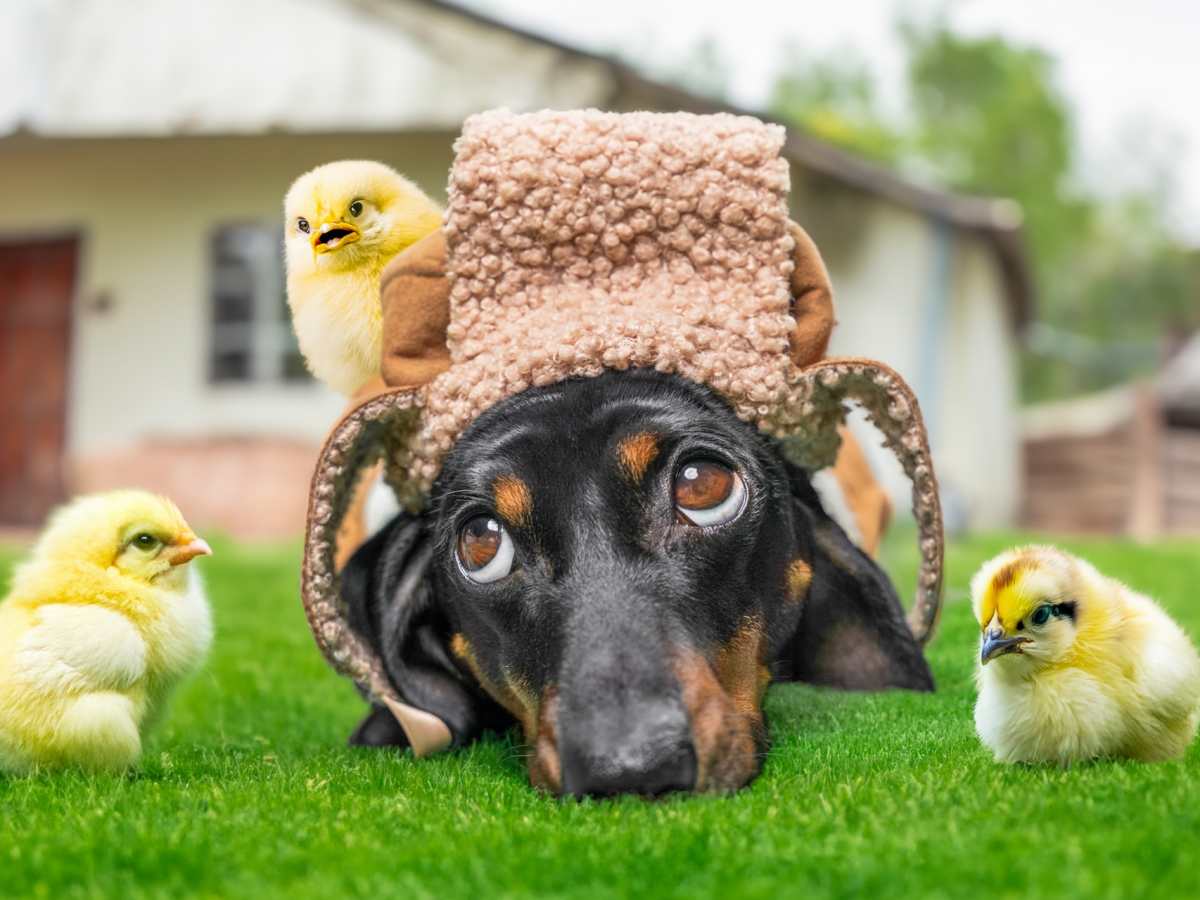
left=342, top=369, right=933, bottom=797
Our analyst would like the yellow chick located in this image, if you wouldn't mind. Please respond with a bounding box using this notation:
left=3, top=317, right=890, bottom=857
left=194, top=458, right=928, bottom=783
left=972, top=546, right=1200, bottom=765
left=0, top=491, right=213, bottom=774
left=284, top=160, right=443, bottom=395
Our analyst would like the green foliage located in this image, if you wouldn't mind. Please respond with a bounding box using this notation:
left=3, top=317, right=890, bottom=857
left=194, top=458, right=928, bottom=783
left=1076, top=200, right=1200, bottom=337
left=2, top=532, right=1199, bottom=899
left=764, top=17, right=1196, bottom=402
left=769, top=46, right=904, bottom=165
left=901, top=20, right=1093, bottom=273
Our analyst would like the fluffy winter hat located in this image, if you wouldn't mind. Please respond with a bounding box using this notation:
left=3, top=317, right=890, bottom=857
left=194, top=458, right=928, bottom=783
left=302, top=110, right=944, bottom=747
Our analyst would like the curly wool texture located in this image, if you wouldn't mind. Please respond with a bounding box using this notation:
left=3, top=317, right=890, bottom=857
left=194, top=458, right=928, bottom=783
left=402, top=109, right=798, bottom=489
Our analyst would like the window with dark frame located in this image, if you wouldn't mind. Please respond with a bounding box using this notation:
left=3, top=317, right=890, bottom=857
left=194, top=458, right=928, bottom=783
left=209, top=224, right=309, bottom=384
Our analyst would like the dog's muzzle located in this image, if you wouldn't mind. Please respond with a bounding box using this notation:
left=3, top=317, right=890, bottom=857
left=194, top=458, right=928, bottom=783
left=559, top=698, right=697, bottom=798
left=542, top=577, right=763, bottom=797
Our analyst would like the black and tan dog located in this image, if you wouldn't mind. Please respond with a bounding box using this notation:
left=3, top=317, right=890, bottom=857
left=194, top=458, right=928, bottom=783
left=342, top=368, right=933, bottom=797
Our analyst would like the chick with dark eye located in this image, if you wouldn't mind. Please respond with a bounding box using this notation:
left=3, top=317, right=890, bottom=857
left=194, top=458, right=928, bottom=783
left=673, top=460, right=746, bottom=527
left=132, top=533, right=161, bottom=552
left=283, top=160, right=443, bottom=395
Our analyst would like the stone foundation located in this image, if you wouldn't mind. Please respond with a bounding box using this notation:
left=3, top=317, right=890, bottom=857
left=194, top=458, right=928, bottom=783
left=73, top=437, right=319, bottom=540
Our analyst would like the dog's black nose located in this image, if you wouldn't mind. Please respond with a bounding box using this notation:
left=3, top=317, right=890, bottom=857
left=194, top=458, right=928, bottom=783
left=560, top=712, right=697, bottom=798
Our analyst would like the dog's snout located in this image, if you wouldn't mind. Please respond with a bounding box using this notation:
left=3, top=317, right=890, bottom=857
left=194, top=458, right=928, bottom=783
left=563, top=740, right=696, bottom=798
left=559, top=704, right=696, bottom=798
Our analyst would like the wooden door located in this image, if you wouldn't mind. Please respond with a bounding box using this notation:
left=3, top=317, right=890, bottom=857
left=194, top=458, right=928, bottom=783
left=0, top=239, right=78, bottom=526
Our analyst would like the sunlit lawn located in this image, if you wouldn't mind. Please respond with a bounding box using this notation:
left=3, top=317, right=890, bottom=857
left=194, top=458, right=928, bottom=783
left=1, top=530, right=1198, bottom=899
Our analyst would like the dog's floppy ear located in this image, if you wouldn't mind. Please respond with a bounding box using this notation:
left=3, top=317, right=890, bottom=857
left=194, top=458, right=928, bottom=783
left=781, top=461, right=934, bottom=691
left=341, top=511, right=507, bottom=748
left=786, top=220, right=836, bottom=368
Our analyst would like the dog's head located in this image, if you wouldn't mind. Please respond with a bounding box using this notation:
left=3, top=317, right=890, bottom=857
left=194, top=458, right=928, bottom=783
left=343, top=369, right=932, bottom=796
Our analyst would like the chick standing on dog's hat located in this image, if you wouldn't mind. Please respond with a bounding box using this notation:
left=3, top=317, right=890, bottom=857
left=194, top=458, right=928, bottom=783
left=283, top=161, right=450, bottom=563
left=284, top=160, right=443, bottom=399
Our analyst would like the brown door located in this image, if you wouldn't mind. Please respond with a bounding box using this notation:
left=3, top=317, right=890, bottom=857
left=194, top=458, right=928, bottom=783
left=0, top=238, right=78, bottom=526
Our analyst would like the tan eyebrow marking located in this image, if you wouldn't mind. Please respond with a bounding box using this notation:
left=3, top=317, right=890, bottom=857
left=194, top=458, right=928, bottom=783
left=616, top=431, right=660, bottom=481
left=786, top=559, right=813, bottom=606
left=493, top=474, right=532, bottom=527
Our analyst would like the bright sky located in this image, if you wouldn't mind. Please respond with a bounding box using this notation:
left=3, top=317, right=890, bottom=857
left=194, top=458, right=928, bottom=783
left=468, top=0, right=1200, bottom=243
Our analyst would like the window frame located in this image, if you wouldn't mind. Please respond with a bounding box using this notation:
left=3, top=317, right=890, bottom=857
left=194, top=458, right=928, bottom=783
left=208, top=222, right=310, bottom=386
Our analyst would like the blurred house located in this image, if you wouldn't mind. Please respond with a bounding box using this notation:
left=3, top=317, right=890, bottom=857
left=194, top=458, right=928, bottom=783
left=1022, top=336, right=1200, bottom=536
left=0, top=0, right=1031, bottom=537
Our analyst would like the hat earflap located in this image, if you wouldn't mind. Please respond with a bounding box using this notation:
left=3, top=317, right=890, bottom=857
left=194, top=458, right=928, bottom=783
left=781, top=358, right=944, bottom=644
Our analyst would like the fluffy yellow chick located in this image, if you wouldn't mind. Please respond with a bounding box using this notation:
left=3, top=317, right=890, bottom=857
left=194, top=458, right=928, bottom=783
left=0, top=492, right=213, bottom=773
left=284, top=160, right=443, bottom=395
left=972, top=546, right=1200, bottom=765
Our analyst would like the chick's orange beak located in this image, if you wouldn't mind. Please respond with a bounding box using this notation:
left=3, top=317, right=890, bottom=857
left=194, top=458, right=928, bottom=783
left=311, top=221, right=360, bottom=254
left=165, top=537, right=213, bottom=567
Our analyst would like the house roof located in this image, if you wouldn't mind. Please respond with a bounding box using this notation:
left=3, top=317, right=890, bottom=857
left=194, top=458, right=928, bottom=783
left=0, top=0, right=619, bottom=136
left=1, top=0, right=1031, bottom=327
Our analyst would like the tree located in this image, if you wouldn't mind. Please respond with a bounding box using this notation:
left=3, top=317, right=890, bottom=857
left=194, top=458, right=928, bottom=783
left=769, top=45, right=903, bottom=165
left=766, top=17, right=1196, bottom=401
left=901, top=19, right=1093, bottom=277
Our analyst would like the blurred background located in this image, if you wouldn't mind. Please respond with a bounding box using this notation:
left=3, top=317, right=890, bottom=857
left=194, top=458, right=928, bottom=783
left=1, top=0, right=1196, bottom=541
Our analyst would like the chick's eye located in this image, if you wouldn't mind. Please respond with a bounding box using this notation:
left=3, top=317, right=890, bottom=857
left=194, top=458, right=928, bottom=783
left=348, top=200, right=364, bottom=217
left=1031, top=606, right=1052, bottom=626
left=456, top=516, right=514, bottom=584
left=674, top=461, right=746, bottom=527
left=133, top=533, right=160, bottom=552
left=297, top=217, right=310, bottom=234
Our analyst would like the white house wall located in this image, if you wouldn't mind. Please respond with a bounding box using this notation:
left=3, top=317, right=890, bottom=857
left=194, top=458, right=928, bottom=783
left=822, top=200, right=1019, bottom=528
left=0, top=133, right=460, bottom=457
left=941, top=236, right=1020, bottom=527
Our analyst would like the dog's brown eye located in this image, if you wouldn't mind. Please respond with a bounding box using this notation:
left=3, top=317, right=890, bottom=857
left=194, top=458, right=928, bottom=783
left=674, top=461, right=746, bottom=527
left=459, top=516, right=500, bottom=568
left=675, top=461, right=733, bottom=509
left=456, top=516, right=515, bottom=583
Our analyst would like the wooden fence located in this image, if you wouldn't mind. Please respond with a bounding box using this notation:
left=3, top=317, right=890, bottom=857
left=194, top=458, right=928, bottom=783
left=1022, top=386, right=1200, bottom=536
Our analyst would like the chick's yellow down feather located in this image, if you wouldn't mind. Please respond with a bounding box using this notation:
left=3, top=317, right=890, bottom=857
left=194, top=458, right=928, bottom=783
left=284, top=160, right=443, bottom=395
left=971, top=546, right=1200, bottom=764
left=0, top=492, right=213, bottom=773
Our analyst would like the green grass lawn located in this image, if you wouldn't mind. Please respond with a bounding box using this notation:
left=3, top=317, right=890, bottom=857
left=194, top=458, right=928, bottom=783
left=2, top=531, right=1198, bottom=899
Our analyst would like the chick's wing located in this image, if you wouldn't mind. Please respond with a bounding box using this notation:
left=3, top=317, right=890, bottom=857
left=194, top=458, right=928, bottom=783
left=14, top=604, right=146, bottom=694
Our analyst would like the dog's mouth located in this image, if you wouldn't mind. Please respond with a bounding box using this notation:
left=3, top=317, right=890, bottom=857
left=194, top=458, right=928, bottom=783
left=312, top=223, right=360, bottom=253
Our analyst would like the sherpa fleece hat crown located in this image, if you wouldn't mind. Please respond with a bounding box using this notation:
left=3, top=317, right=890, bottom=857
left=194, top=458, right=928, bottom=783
left=302, top=110, right=944, bottom=751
